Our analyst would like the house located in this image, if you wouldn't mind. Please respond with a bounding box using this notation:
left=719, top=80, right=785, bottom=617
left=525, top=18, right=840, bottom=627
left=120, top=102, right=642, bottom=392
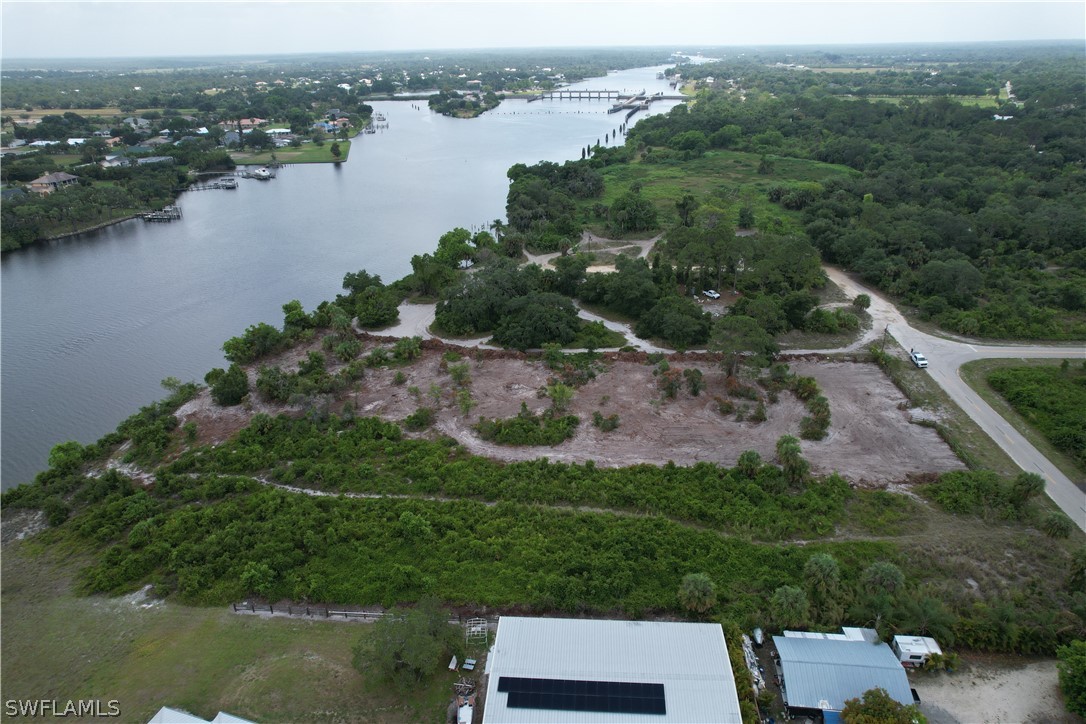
left=29, top=171, right=80, bottom=194
left=136, top=156, right=175, bottom=166
left=222, top=131, right=241, bottom=146
left=123, top=117, right=152, bottom=130
left=66, top=138, right=87, bottom=145
left=238, top=117, right=267, bottom=130
left=1, top=187, right=28, bottom=201
left=28, top=140, right=61, bottom=147
left=774, top=628, right=915, bottom=717
left=100, top=154, right=132, bottom=168
left=483, top=616, right=743, bottom=723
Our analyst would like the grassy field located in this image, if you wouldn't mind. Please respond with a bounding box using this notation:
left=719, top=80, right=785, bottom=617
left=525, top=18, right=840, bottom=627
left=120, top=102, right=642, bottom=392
left=588, top=149, right=858, bottom=235
left=1, top=540, right=457, bottom=724
left=231, top=140, right=351, bottom=165
left=839, top=94, right=1000, bottom=108
left=959, top=358, right=1086, bottom=483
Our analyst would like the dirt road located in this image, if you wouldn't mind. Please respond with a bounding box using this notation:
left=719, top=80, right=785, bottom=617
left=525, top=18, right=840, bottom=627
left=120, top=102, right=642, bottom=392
left=823, top=267, right=1086, bottom=531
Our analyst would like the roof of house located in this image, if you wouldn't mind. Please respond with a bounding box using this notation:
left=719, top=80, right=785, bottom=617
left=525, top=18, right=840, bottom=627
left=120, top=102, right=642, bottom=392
left=483, top=617, right=742, bottom=724
left=774, top=635, right=913, bottom=712
left=31, top=172, right=79, bottom=184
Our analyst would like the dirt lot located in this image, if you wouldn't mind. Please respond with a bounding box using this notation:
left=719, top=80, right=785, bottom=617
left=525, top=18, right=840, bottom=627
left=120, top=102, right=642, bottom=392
left=177, top=340, right=964, bottom=484
left=912, top=654, right=1076, bottom=724
left=749, top=637, right=1073, bottom=723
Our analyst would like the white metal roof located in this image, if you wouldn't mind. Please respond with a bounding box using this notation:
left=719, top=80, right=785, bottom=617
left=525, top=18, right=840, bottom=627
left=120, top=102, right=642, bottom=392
left=774, top=636, right=913, bottom=712
left=483, top=616, right=742, bottom=724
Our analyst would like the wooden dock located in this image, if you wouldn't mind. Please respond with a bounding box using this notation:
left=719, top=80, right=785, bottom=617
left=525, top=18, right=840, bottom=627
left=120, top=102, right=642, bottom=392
left=141, top=205, right=182, bottom=222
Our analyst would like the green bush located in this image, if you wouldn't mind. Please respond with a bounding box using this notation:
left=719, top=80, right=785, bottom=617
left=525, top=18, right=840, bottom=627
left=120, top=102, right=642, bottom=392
left=476, top=406, right=579, bottom=446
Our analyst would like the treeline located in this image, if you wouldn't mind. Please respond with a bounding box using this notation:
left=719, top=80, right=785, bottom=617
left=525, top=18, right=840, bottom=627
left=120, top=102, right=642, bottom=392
left=624, top=53, right=1085, bottom=339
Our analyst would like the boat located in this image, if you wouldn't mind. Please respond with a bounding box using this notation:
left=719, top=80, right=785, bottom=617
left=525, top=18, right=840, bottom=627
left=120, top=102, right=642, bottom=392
left=374, top=113, right=386, bottom=122
left=243, top=167, right=273, bottom=180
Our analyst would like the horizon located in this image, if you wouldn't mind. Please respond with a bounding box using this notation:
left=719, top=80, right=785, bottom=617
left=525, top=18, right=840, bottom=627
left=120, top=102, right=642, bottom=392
left=3, top=1, right=1084, bottom=62
left=3, top=38, right=1084, bottom=66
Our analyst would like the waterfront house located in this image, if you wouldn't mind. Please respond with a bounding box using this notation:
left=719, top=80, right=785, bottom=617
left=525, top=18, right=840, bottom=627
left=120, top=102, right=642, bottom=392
left=29, top=172, right=80, bottom=194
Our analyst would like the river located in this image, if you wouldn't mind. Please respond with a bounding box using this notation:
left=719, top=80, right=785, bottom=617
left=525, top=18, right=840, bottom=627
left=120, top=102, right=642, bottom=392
left=1, top=64, right=687, bottom=489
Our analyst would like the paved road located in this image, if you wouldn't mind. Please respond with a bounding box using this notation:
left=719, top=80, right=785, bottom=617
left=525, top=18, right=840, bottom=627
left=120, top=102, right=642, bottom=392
left=823, top=267, right=1086, bottom=531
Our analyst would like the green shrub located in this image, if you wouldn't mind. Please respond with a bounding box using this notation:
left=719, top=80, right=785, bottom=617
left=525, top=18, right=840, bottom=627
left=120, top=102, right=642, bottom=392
left=404, top=407, right=435, bottom=431
left=476, top=406, right=579, bottom=446
left=592, top=411, right=620, bottom=432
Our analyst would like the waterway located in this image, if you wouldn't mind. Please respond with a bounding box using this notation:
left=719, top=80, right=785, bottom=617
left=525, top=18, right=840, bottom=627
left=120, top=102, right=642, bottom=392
left=1, top=64, right=686, bottom=489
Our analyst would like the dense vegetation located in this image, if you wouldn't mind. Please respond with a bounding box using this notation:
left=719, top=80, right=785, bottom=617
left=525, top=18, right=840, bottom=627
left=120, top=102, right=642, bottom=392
left=986, top=364, right=1086, bottom=469
left=427, top=89, right=501, bottom=118
left=625, top=45, right=1086, bottom=339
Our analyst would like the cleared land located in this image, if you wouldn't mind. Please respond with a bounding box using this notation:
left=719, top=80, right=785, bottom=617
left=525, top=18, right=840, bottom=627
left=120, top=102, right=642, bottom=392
left=230, top=140, right=351, bottom=165
left=178, top=342, right=963, bottom=485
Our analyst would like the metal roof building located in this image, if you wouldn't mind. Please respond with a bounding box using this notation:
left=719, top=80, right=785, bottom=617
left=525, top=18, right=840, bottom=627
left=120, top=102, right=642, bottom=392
left=774, top=635, right=913, bottom=713
left=483, top=617, right=743, bottom=723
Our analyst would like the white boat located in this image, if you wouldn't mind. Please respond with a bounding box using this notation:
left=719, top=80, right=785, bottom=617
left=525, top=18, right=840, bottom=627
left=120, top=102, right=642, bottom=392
left=245, top=167, right=272, bottom=180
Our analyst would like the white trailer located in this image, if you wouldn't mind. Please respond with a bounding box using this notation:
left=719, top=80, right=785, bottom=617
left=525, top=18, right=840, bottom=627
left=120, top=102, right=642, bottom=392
left=892, top=635, right=943, bottom=667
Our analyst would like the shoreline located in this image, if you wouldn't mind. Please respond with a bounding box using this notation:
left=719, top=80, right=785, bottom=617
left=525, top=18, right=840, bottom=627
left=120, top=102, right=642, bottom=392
left=42, top=213, right=142, bottom=241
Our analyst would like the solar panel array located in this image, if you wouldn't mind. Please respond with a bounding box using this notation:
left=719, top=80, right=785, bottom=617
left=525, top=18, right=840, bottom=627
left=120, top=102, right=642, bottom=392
left=497, top=677, right=666, bottom=715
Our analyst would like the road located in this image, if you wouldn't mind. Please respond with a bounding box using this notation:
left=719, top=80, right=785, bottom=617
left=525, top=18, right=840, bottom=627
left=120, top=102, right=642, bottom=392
left=822, top=267, right=1086, bottom=531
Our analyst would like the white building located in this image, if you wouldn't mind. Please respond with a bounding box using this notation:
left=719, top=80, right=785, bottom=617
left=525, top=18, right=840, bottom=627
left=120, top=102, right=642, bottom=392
left=483, top=617, right=743, bottom=723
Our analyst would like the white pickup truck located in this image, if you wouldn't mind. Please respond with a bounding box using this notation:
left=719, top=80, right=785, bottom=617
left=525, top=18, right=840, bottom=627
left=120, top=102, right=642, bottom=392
left=910, top=350, right=928, bottom=368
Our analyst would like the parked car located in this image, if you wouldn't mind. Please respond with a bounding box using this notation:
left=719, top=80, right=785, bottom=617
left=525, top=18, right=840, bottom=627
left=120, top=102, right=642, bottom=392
left=703, top=289, right=721, bottom=299
left=909, top=350, right=928, bottom=368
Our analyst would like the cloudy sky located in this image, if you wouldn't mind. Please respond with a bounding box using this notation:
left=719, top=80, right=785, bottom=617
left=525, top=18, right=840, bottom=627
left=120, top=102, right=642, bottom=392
left=2, top=1, right=1083, bottom=59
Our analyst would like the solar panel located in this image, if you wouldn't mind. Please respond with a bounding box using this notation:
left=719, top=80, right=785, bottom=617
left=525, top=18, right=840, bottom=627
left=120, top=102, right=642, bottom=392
left=498, top=677, right=666, bottom=715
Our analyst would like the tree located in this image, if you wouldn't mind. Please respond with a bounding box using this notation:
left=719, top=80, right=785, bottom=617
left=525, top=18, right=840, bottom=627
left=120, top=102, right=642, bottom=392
left=771, top=585, right=808, bottom=629
left=205, top=363, right=249, bottom=406
left=853, top=293, right=872, bottom=311
left=678, top=573, right=717, bottom=613
left=841, top=687, right=927, bottom=724
left=775, top=434, right=809, bottom=486
left=675, top=193, right=698, bottom=227
left=737, top=450, right=762, bottom=479
left=1058, top=640, right=1086, bottom=715
left=861, top=561, right=905, bottom=596
left=709, top=315, right=778, bottom=378
left=352, top=597, right=458, bottom=687
left=546, top=382, right=574, bottom=413
left=1010, top=471, right=1045, bottom=506
left=330, top=142, right=342, bottom=159
left=804, top=553, right=841, bottom=599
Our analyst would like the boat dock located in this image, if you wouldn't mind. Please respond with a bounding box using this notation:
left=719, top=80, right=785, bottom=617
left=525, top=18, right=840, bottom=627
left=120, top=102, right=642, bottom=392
left=188, top=178, right=238, bottom=191
left=142, top=205, right=183, bottom=222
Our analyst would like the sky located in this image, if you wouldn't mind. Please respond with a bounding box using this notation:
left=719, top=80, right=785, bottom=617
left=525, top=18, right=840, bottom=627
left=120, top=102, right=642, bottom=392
left=1, top=1, right=1084, bottom=60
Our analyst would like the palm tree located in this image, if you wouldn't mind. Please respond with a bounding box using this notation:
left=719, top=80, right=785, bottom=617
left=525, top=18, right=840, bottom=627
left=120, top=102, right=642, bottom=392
left=861, top=561, right=905, bottom=596
left=771, top=585, right=808, bottom=629
left=678, top=573, right=717, bottom=614
left=804, top=553, right=841, bottom=599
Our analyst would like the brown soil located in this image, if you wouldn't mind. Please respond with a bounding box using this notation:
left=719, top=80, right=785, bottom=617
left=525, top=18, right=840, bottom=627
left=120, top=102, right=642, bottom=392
left=176, top=339, right=964, bottom=483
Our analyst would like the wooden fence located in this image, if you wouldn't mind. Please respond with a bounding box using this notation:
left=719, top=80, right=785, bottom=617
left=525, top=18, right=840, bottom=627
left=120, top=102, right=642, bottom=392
left=231, top=601, right=495, bottom=627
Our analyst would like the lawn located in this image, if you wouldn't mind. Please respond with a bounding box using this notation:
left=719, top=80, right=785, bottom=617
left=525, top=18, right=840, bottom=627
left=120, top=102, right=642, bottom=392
left=0, top=540, right=456, bottom=724
left=587, top=149, right=858, bottom=235
left=231, top=140, right=351, bottom=165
